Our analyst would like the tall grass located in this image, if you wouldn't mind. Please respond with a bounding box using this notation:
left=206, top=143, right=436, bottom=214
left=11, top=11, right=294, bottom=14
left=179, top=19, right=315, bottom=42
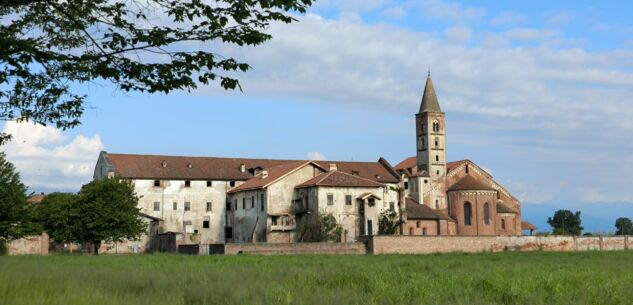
left=1, top=251, right=632, bottom=305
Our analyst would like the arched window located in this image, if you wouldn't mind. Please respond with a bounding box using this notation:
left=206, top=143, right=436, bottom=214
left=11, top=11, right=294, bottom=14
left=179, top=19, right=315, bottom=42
left=409, top=227, right=414, bottom=235
left=501, top=219, right=506, bottom=230
left=435, top=137, right=439, bottom=147
left=432, top=121, right=440, bottom=132
left=465, top=165, right=469, bottom=173
left=464, top=202, right=472, bottom=226
left=483, top=202, right=490, bottom=225
left=416, top=221, right=420, bottom=228
left=436, top=155, right=439, bottom=162
left=422, top=228, right=427, bottom=235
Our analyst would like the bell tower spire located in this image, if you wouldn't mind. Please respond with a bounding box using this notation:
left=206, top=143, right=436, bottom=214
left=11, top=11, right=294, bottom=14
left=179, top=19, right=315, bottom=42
left=415, top=73, right=447, bottom=208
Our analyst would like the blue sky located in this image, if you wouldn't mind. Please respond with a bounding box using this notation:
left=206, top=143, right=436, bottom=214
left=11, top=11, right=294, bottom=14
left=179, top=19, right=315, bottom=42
left=3, top=0, right=633, bottom=233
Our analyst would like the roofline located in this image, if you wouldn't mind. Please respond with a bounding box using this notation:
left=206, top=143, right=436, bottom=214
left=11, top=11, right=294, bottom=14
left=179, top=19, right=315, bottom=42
left=228, top=161, right=324, bottom=193
left=295, top=170, right=385, bottom=189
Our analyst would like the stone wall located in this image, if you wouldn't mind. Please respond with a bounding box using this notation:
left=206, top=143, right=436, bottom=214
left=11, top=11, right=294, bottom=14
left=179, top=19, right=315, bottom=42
left=224, top=242, right=366, bottom=255
left=364, top=235, right=631, bottom=254
left=7, top=233, right=49, bottom=255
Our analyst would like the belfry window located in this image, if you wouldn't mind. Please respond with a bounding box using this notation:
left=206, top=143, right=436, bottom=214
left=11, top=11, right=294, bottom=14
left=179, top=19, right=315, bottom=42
left=436, top=155, right=439, bottom=162
left=483, top=202, right=490, bottom=225
left=464, top=202, right=472, bottom=226
left=432, top=121, right=440, bottom=132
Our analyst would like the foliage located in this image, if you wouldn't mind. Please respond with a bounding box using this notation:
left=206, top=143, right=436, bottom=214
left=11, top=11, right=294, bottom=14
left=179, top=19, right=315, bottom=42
left=0, top=0, right=313, bottom=144
left=0, top=240, right=6, bottom=255
left=2, top=252, right=633, bottom=305
left=0, top=152, right=39, bottom=240
left=76, top=178, right=146, bottom=254
left=34, top=192, right=79, bottom=243
left=378, top=209, right=403, bottom=235
left=615, top=217, right=633, bottom=235
left=547, top=209, right=583, bottom=236
left=297, top=212, right=343, bottom=242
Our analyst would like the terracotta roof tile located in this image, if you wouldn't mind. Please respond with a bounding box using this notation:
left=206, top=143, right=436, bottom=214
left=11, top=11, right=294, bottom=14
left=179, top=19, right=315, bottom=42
left=105, top=152, right=400, bottom=183
left=496, top=201, right=516, bottom=214
left=521, top=221, right=537, bottom=230
left=448, top=175, right=496, bottom=191
left=405, top=198, right=441, bottom=220
left=227, top=161, right=315, bottom=193
left=296, top=170, right=384, bottom=189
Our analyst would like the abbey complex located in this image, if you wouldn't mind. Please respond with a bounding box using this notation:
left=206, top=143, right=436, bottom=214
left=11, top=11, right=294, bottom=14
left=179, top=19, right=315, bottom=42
left=93, top=74, right=523, bottom=245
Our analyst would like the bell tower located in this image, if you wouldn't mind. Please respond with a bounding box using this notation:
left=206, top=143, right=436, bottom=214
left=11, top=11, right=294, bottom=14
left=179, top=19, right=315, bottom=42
left=415, top=73, right=447, bottom=207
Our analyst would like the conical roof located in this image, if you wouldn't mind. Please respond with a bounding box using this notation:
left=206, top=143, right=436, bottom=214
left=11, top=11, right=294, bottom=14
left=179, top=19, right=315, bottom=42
left=419, top=74, right=441, bottom=113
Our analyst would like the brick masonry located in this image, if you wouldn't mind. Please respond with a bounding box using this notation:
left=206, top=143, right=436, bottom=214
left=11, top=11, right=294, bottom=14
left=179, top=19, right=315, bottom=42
left=224, top=242, right=366, bottom=255
left=7, top=233, right=49, bottom=255
left=363, top=235, right=631, bottom=254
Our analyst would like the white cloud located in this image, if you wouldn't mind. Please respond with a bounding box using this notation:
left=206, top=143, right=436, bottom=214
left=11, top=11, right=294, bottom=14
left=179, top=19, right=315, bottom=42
left=307, top=151, right=328, bottom=161
left=382, top=6, right=406, bottom=19
left=417, top=0, right=486, bottom=23
left=490, top=11, right=526, bottom=27
left=546, top=11, right=574, bottom=26
left=2, top=122, right=104, bottom=191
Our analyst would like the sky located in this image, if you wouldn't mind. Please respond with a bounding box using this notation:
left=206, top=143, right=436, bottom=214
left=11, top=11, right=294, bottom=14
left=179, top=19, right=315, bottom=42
left=3, top=0, right=633, bottom=233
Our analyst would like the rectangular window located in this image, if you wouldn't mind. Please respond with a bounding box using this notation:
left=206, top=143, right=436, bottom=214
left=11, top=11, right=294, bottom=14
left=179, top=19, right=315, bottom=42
left=345, top=195, right=352, bottom=206
left=173, top=202, right=177, bottom=210
left=389, top=202, right=395, bottom=211
left=153, top=180, right=160, bottom=187
left=229, top=181, right=235, bottom=187
left=225, top=227, right=233, bottom=239
left=272, top=216, right=279, bottom=226
left=153, top=201, right=160, bottom=211
left=203, top=220, right=210, bottom=228
left=260, top=194, right=265, bottom=211
left=327, top=193, right=334, bottom=205
left=185, top=202, right=191, bottom=211
left=185, top=180, right=191, bottom=187
left=251, top=196, right=255, bottom=209
left=368, top=198, right=376, bottom=206
left=404, top=181, right=409, bottom=189
left=234, top=199, right=237, bottom=210
left=206, top=181, right=212, bottom=187
left=226, top=201, right=231, bottom=211
left=206, top=202, right=212, bottom=212
left=242, top=198, right=245, bottom=210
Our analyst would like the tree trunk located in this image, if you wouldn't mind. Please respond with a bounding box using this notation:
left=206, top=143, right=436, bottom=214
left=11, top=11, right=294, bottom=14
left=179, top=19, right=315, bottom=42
left=93, top=241, right=101, bottom=255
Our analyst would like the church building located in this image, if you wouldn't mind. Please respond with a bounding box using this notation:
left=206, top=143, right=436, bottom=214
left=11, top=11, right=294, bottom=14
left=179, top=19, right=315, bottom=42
left=92, top=72, right=522, bottom=248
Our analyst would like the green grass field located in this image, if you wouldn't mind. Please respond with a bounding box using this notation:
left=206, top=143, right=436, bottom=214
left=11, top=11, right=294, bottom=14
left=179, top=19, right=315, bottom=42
left=1, top=251, right=632, bottom=305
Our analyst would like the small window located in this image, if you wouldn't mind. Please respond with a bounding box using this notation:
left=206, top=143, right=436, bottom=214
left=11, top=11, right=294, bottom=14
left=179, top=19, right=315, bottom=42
left=242, top=198, right=245, bottom=210
left=153, top=202, right=160, bottom=211
left=229, top=181, right=235, bottom=187
left=389, top=202, right=395, bottom=211
left=251, top=196, right=254, bottom=209
left=203, top=220, right=210, bottom=228
left=185, top=202, right=191, bottom=211
left=404, top=181, right=409, bottom=189
left=173, top=202, right=177, bottom=210
left=465, top=165, right=469, bottom=174
left=206, top=181, right=212, bottom=187
left=409, top=228, right=414, bottom=235
left=225, top=227, right=233, bottom=239
left=345, top=195, right=352, bottom=206
left=464, top=202, right=472, bottom=226
left=435, top=137, right=439, bottom=147
left=424, top=180, right=428, bottom=184
left=483, top=202, right=490, bottom=225
left=416, top=221, right=420, bottom=228
left=234, top=199, right=237, bottom=210
left=185, top=180, right=191, bottom=187
left=327, top=193, right=334, bottom=205
left=153, top=180, right=160, bottom=187
left=422, top=228, right=427, bottom=235
left=272, top=216, right=279, bottom=226
left=206, top=202, right=212, bottom=212
left=436, top=170, right=440, bottom=175
left=226, top=201, right=231, bottom=211
left=260, top=194, right=265, bottom=211
left=435, top=155, right=439, bottom=162
left=368, top=198, right=376, bottom=206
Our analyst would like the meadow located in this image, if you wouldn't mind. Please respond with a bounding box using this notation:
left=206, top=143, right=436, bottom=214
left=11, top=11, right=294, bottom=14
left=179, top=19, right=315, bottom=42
left=1, top=251, right=632, bottom=305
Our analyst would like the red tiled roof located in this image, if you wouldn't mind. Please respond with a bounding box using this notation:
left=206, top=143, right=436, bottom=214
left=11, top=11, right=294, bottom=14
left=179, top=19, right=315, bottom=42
left=521, top=221, right=536, bottom=230
left=104, top=152, right=400, bottom=183
left=497, top=201, right=516, bottom=214
left=296, top=170, right=384, bottom=189
left=227, top=161, right=317, bottom=193
left=448, top=175, right=496, bottom=191
left=447, top=160, right=469, bottom=173
left=394, top=157, right=416, bottom=171
left=405, top=198, right=441, bottom=220
left=27, top=194, right=45, bottom=204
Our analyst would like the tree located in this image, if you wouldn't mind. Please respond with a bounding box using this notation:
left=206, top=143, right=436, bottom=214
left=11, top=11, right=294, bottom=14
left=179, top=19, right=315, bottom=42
left=615, top=217, right=633, bottom=235
left=0, top=152, right=39, bottom=241
left=297, top=212, right=342, bottom=242
left=0, top=0, right=313, bottom=144
left=547, top=209, right=583, bottom=236
left=34, top=192, right=79, bottom=244
left=389, top=185, right=406, bottom=234
left=76, top=177, right=146, bottom=254
left=378, top=209, right=404, bottom=235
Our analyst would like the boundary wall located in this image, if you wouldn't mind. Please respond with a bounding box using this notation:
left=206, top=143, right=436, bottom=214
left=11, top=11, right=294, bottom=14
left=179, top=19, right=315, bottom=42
left=363, top=235, right=630, bottom=254
left=224, top=242, right=366, bottom=255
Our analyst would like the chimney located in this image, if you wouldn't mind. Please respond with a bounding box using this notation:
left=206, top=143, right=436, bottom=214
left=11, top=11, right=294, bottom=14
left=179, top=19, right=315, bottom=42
left=329, top=163, right=337, bottom=171
left=240, top=164, right=246, bottom=173
left=262, top=170, right=268, bottom=179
